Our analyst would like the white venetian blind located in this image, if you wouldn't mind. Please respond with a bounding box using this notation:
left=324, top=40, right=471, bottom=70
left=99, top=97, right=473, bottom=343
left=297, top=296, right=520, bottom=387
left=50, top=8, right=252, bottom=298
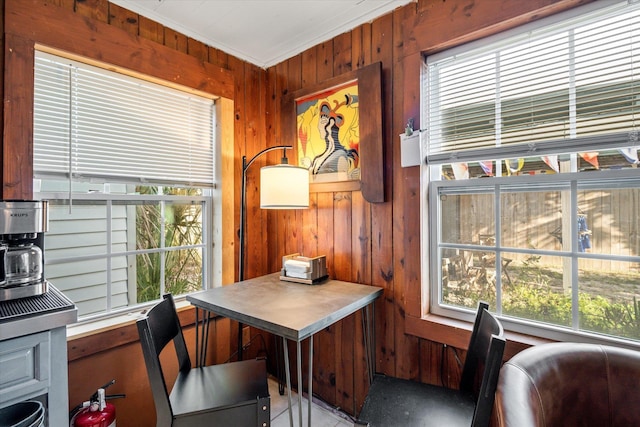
left=426, top=0, right=640, bottom=164
left=33, top=51, right=216, bottom=186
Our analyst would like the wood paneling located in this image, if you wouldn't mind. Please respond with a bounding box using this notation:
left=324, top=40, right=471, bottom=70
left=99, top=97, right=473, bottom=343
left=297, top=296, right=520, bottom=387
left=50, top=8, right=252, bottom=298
left=265, top=0, right=595, bottom=416
left=314, top=191, right=337, bottom=400
left=351, top=190, right=371, bottom=410
left=4, top=0, right=234, bottom=100
left=406, top=0, right=593, bottom=56
left=108, top=3, right=138, bottom=35
left=138, top=16, right=163, bottom=44
left=317, top=41, right=333, bottom=83
left=370, top=11, right=395, bottom=381
left=3, top=34, right=34, bottom=199
left=1, top=1, right=246, bottom=424
left=187, top=37, right=208, bottom=63
left=164, top=27, right=187, bottom=53
left=301, top=46, right=318, bottom=87
left=333, top=32, right=352, bottom=76
left=75, top=0, right=108, bottom=22
left=333, top=191, right=354, bottom=412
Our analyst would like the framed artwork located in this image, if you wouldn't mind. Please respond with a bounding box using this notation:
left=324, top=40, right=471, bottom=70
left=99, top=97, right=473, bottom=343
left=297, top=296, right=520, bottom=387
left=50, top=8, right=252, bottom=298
left=282, top=62, right=384, bottom=203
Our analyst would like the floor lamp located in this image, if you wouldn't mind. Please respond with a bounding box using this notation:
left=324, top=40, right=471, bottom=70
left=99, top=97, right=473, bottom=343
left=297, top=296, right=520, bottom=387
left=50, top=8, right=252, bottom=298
left=238, top=145, right=309, bottom=360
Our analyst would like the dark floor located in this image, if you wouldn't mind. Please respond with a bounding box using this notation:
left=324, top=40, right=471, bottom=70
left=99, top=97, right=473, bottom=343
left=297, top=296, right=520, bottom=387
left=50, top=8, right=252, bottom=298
left=357, top=375, right=475, bottom=427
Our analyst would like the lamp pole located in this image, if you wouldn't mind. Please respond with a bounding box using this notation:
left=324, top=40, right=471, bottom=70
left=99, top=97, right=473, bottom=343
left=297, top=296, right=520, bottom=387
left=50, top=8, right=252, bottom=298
left=237, top=145, right=292, bottom=360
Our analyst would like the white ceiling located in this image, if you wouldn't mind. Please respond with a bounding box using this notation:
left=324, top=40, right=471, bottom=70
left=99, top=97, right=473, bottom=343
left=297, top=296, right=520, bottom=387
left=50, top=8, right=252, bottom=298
left=110, top=0, right=413, bottom=68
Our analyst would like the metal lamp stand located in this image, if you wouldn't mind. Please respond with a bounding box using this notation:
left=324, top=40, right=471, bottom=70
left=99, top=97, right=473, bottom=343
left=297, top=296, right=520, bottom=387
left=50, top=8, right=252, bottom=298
left=237, top=145, right=293, bottom=361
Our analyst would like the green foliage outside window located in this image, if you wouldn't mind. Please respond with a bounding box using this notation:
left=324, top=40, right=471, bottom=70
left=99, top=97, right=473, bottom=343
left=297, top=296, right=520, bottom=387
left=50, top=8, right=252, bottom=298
left=135, top=186, right=204, bottom=303
left=443, top=256, right=640, bottom=341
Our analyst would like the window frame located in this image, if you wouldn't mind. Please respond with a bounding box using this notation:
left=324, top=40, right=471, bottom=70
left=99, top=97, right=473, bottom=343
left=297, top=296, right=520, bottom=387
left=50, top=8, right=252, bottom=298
left=34, top=188, right=215, bottom=321
left=31, top=48, right=225, bottom=324
left=33, top=48, right=222, bottom=323
left=3, top=0, right=236, bottom=338
left=420, top=0, right=640, bottom=349
left=33, top=46, right=222, bottom=323
left=427, top=169, right=640, bottom=346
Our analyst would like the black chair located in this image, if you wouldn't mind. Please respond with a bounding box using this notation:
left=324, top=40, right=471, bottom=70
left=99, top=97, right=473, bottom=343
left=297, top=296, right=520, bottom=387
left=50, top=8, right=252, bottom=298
left=137, top=294, right=270, bottom=427
left=357, top=301, right=505, bottom=427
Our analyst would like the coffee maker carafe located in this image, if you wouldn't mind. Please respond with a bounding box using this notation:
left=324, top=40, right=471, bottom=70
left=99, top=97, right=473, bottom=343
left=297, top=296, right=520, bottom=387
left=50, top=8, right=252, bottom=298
left=0, top=200, right=49, bottom=301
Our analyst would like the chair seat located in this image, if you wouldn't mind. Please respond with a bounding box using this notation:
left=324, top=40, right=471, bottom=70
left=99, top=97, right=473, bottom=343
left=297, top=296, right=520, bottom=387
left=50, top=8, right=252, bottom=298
left=358, top=375, right=475, bottom=427
left=170, top=358, right=269, bottom=418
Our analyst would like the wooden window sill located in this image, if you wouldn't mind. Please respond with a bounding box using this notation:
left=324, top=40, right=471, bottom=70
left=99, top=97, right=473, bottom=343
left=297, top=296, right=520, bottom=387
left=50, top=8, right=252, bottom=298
left=66, top=303, right=217, bottom=361
left=405, top=313, right=553, bottom=359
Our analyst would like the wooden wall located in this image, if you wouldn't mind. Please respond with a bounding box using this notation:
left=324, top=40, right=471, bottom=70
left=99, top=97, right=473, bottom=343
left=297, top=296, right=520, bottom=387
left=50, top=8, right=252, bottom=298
left=1, top=0, right=594, bottom=425
left=1, top=0, right=247, bottom=424
left=259, top=0, right=595, bottom=417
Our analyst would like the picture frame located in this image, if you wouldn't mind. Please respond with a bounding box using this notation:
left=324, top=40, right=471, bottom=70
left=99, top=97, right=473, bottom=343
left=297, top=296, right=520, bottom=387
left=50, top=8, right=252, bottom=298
left=282, top=62, right=384, bottom=203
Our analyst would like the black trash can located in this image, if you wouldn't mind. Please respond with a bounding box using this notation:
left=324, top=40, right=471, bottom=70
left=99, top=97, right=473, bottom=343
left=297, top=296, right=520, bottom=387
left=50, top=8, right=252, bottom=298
left=0, top=401, right=45, bottom=427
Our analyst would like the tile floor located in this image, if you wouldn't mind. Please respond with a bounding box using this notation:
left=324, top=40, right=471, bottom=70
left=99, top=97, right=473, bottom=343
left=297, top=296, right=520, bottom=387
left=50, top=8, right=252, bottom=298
left=268, top=377, right=355, bottom=427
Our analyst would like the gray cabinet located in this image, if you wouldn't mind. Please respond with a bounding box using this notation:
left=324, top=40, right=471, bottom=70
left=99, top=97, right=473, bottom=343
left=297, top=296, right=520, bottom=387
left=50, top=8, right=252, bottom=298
left=0, top=327, right=69, bottom=427
left=0, top=286, right=77, bottom=427
left=0, top=331, right=50, bottom=405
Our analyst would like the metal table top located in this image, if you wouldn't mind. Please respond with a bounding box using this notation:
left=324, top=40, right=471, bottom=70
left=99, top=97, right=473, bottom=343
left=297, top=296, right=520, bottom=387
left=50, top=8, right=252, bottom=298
left=187, top=273, right=382, bottom=341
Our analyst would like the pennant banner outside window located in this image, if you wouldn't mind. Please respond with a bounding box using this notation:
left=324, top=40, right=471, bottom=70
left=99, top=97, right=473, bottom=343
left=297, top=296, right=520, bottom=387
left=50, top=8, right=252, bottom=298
left=619, top=148, right=639, bottom=164
left=542, top=155, right=559, bottom=173
left=579, top=152, right=599, bottom=169
left=479, top=161, right=493, bottom=176
left=451, top=162, right=469, bottom=180
left=506, top=158, right=524, bottom=175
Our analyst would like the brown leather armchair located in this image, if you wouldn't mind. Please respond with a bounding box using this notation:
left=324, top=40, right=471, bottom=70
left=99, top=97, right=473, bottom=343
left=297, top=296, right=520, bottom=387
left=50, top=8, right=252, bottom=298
left=495, top=342, right=640, bottom=427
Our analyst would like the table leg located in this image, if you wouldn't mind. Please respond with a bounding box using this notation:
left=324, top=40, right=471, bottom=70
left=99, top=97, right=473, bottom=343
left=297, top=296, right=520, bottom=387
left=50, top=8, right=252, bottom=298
left=297, top=340, right=303, bottom=427
left=195, top=307, right=200, bottom=367
left=308, top=335, right=313, bottom=427
left=195, top=309, right=211, bottom=368
left=201, top=311, right=210, bottom=366
left=283, top=336, right=313, bottom=427
left=275, top=335, right=285, bottom=395
left=283, top=337, right=294, bottom=427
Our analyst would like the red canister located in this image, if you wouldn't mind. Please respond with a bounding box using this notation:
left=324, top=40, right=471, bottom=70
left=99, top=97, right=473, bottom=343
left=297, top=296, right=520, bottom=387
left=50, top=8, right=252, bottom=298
left=71, top=389, right=116, bottom=427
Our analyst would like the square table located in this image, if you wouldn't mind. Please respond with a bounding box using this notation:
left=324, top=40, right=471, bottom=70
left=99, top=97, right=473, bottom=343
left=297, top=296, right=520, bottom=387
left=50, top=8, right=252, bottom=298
left=187, top=272, right=383, bottom=427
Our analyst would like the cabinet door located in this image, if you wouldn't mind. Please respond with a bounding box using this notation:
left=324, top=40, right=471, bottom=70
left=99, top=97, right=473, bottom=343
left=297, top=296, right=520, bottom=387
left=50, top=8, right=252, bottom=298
left=0, top=331, right=49, bottom=407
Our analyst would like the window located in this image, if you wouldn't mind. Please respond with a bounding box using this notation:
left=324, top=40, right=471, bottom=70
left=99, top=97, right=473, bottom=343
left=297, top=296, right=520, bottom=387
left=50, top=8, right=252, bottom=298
left=422, top=1, right=640, bottom=345
left=33, top=50, right=218, bottom=320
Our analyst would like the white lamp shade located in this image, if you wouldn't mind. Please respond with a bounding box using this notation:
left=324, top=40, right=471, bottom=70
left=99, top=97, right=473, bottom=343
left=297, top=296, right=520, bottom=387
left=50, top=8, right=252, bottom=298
left=260, top=164, right=309, bottom=209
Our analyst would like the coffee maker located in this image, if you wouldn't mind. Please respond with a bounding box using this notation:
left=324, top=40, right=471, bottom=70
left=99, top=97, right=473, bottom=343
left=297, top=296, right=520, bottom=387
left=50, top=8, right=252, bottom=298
left=0, top=200, right=48, bottom=301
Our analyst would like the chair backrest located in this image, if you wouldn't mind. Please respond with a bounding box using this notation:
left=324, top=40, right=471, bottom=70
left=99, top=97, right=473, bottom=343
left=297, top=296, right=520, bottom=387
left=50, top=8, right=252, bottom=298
left=459, top=301, right=506, bottom=427
left=137, top=294, right=192, bottom=423
left=496, top=342, right=640, bottom=427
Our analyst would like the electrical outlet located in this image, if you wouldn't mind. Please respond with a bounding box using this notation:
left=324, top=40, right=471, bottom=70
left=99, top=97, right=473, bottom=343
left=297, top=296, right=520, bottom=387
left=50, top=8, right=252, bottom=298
left=242, top=326, right=251, bottom=348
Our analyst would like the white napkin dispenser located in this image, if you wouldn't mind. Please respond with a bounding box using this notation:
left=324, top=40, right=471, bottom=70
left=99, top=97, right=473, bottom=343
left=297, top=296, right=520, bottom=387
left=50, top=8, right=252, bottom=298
left=280, top=253, right=328, bottom=284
